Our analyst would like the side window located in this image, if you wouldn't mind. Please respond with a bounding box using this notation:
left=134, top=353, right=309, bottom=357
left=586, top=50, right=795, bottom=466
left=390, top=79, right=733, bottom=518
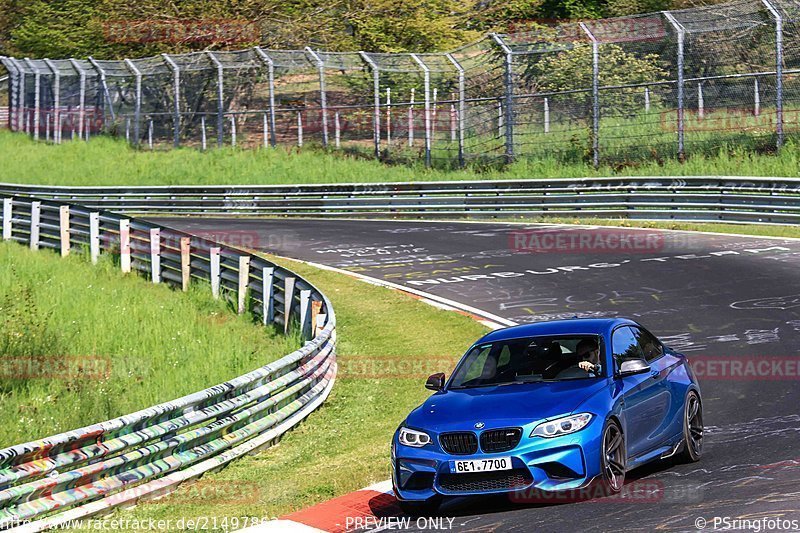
left=632, top=327, right=664, bottom=362
left=612, top=326, right=644, bottom=369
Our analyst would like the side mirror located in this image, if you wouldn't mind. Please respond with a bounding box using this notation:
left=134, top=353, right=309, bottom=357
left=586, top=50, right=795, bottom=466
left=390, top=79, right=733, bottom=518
left=618, top=359, right=651, bottom=377
left=425, top=372, right=445, bottom=391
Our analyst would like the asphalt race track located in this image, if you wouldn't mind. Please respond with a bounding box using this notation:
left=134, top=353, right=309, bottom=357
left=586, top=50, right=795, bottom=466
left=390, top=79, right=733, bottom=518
left=155, top=217, right=800, bottom=532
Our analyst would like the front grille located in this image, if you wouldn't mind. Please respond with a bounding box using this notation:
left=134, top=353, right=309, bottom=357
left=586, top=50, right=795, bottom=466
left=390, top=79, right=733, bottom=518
left=438, top=469, right=532, bottom=493
left=480, top=428, right=522, bottom=453
left=439, top=432, right=478, bottom=455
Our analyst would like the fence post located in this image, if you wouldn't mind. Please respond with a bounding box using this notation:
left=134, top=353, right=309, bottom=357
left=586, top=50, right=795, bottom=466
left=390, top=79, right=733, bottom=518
left=210, top=247, right=221, bottom=298
left=262, top=266, right=274, bottom=325
left=762, top=0, right=783, bottom=148
left=119, top=219, right=131, bottom=273
left=23, top=58, right=40, bottom=141
left=230, top=115, right=237, bottom=147
left=124, top=59, right=142, bottom=147
left=297, top=111, right=303, bottom=147
left=334, top=111, right=341, bottom=148
left=300, top=290, right=312, bottom=341
left=88, top=56, right=116, bottom=126
left=645, top=87, right=650, bottom=112
left=284, top=276, right=296, bottom=333
left=180, top=237, right=191, bottom=291
left=44, top=59, right=61, bottom=144
left=3, top=59, right=19, bottom=131
left=754, top=78, right=760, bottom=117
left=30, top=201, right=40, bottom=250
left=263, top=112, right=269, bottom=148
left=206, top=52, right=225, bottom=148
left=491, top=34, right=515, bottom=164
left=359, top=52, right=381, bottom=159
left=305, top=47, right=329, bottom=148
left=162, top=54, right=181, bottom=148
left=148, top=119, right=153, bottom=149
left=201, top=116, right=207, bottom=150
left=2, top=198, right=11, bottom=240
left=410, top=54, right=431, bottom=167
left=150, top=228, right=161, bottom=283
left=89, top=212, right=100, bottom=263
left=386, top=87, right=391, bottom=146
left=544, top=97, right=550, bottom=133
left=408, top=87, right=415, bottom=147
left=446, top=53, right=466, bottom=168
left=578, top=24, right=599, bottom=169
left=69, top=59, right=86, bottom=140
left=253, top=47, right=277, bottom=147
left=664, top=12, right=685, bottom=162
left=697, top=82, right=704, bottom=119
left=238, top=255, right=251, bottom=314
left=11, top=58, right=26, bottom=135
left=59, top=206, right=70, bottom=257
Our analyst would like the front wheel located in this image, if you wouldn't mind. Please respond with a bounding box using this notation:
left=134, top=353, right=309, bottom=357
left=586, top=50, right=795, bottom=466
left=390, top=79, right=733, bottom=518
left=677, top=391, right=703, bottom=463
left=600, top=419, right=626, bottom=495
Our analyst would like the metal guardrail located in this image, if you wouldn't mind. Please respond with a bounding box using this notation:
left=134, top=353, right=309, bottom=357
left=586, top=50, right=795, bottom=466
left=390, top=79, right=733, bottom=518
left=1, top=176, right=799, bottom=225
left=0, top=195, right=336, bottom=532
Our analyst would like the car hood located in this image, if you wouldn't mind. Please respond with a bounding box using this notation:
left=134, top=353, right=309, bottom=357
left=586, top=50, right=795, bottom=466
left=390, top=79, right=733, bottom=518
left=406, top=379, right=607, bottom=433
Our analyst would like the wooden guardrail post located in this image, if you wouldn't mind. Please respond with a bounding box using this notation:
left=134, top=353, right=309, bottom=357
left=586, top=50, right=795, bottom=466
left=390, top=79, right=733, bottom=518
left=300, top=290, right=312, bottom=341
left=89, top=212, right=100, bottom=263
left=120, top=219, right=131, bottom=273
left=180, top=237, right=191, bottom=291
left=150, top=228, right=161, bottom=283
left=2, top=198, right=11, bottom=240
left=210, top=247, right=221, bottom=298
left=29, top=201, right=41, bottom=250
left=238, top=255, right=251, bottom=314
left=262, top=267, right=274, bottom=325
left=59, top=206, right=70, bottom=257
left=284, top=276, right=296, bottom=333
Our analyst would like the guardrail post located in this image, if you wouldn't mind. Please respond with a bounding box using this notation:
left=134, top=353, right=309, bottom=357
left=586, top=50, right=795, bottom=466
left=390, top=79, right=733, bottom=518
left=120, top=219, right=131, bottom=273
left=150, top=228, right=161, bottom=283
left=284, top=276, right=296, bottom=333
left=410, top=54, right=431, bottom=167
left=253, top=47, right=277, bottom=147
left=578, top=24, right=599, bottom=169
left=2, top=198, right=12, bottom=240
left=762, top=0, right=784, bottom=148
left=30, top=201, right=41, bottom=250
left=59, top=206, right=70, bottom=257
left=359, top=52, right=381, bottom=159
left=210, top=247, right=221, bottom=298
left=89, top=212, right=100, bottom=263
left=663, top=12, right=685, bottom=161
left=262, top=266, right=274, bottom=325
left=238, top=255, right=251, bottom=314
left=180, top=237, right=191, bottom=291
left=300, top=289, right=312, bottom=341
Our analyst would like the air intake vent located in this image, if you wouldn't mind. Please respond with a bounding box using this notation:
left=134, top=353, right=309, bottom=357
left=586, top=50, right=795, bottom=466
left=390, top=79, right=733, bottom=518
left=480, top=428, right=522, bottom=453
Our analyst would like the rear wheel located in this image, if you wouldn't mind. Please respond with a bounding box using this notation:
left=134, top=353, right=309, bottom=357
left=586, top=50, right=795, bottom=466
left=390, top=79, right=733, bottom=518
left=399, top=497, right=441, bottom=516
left=678, top=391, right=703, bottom=463
left=600, top=419, right=626, bottom=495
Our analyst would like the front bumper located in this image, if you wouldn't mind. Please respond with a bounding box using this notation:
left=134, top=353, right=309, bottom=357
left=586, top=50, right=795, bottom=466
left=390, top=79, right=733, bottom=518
left=392, top=422, right=604, bottom=502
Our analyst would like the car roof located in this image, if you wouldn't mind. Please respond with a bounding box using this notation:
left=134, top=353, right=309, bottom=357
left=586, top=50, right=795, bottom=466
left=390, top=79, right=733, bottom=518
left=477, top=317, right=639, bottom=344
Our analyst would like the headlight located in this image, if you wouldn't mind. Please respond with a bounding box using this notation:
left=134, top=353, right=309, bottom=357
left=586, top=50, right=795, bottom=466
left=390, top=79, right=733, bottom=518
left=531, top=413, right=593, bottom=438
left=398, top=427, right=432, bottom=447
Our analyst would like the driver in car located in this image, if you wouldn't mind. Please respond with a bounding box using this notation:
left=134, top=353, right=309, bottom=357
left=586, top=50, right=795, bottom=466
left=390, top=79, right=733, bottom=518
left=576, top=339, right=601, bottom=373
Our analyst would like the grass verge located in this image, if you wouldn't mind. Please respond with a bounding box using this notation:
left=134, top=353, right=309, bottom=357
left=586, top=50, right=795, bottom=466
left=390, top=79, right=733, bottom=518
left=0, top=241, right=299, bottom=448
left=115, top=254, right=488, bottom=523
left=1, top=129, right=799, bottom=187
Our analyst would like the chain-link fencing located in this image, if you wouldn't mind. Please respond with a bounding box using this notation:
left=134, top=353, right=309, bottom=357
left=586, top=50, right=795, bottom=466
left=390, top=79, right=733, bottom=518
left=1, top=0, right=798, bottom=169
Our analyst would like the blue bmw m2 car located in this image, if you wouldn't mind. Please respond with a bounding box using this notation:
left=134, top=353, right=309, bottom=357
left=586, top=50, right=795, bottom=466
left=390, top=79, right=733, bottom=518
left=392, top=318, right=703, bottom=515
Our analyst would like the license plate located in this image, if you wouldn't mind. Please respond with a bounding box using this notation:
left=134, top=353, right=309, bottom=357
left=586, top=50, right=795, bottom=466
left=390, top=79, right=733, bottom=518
left=450, top=457, right=512, bottom=473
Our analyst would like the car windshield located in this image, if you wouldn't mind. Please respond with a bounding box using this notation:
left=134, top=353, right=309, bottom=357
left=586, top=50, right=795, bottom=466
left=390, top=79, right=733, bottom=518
left=448, top=335, right=604, bottom=389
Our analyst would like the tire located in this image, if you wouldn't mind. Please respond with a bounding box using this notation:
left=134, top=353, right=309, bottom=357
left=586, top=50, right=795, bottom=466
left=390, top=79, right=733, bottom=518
left=600, top=419, right=626, bottom=495
left=677, top=391, right=703, bottom=463
left=399, top=497, right=441, bottom=516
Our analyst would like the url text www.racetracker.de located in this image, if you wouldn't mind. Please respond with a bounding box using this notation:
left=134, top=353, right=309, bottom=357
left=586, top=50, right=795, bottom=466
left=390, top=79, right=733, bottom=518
left=2, top=516, right=275, bottom=531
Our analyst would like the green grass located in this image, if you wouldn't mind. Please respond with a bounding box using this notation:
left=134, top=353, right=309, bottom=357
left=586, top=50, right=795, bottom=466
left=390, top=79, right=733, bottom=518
left=1, top=128, right=800, bottom=187
left=116, top=254, right=488, bottom=522
left=0, top=241, right=300, bottom=448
